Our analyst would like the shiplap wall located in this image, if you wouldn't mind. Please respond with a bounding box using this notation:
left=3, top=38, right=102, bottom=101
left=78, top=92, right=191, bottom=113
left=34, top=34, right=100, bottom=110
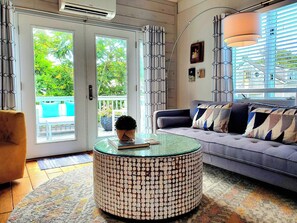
left=14, top=0, right=177, bottom=108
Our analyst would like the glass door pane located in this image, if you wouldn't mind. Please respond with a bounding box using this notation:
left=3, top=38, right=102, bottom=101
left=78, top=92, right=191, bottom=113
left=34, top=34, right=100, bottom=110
left=96, top=36, right=128, bottom=137
left=18, top=14, right=86, bottom=159
left=33, top=28, right=76, bottom=143
left=86, top=26, right=137, bottom=147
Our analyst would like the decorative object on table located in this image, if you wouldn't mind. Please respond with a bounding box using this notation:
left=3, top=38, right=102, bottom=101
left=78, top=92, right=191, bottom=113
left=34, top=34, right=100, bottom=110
left=190, top=41, right=204, bottom=63
left=108, top=137, right=150, bottom=150
left=198, top=69, right=205, bottom=78
left=188, top=67, right=196, bottom=82
left=98, top=105, right=112, bottom=131
left=115, top=115, right=137, bottom=141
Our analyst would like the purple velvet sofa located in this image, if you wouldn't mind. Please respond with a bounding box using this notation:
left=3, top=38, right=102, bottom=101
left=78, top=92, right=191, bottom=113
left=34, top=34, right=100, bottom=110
left=153, top=100, right=297, bottom=192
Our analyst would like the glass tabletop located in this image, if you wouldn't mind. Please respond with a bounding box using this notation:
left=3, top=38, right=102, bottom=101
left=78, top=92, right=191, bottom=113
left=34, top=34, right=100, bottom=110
left=93, top=133, right=200, bottom=157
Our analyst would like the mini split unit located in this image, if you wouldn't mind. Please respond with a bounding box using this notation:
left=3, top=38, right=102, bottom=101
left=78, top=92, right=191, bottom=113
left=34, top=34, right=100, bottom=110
left=59, top=0, right=116, bottom=20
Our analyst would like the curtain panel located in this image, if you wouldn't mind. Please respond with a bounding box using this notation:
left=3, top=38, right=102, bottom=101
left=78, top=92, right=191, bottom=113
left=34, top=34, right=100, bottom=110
left=143, top=25, right=166, bottom=133
left=212, top=14, right=233, bottom=102
left=0, top=0, right=16, bottom=110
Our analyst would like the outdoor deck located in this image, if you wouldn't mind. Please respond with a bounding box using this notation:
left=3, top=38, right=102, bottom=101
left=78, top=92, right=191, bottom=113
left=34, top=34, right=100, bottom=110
left=36, top=96, right=125, bottom=143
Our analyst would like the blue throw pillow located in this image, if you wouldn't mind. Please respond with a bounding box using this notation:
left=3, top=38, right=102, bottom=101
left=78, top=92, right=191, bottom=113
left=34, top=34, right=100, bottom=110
left=41, top=102, right=59, bottom=118
left=65, top=101, right=75, bottom=116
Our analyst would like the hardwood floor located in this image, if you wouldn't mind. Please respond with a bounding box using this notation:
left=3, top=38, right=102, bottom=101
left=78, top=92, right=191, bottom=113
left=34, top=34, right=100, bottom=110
left=0, top=153, right=93, bottom=223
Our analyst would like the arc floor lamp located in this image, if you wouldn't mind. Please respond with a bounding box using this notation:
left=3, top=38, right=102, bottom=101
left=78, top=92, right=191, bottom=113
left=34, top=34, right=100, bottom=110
left=167, top=0, right=286, bottom=74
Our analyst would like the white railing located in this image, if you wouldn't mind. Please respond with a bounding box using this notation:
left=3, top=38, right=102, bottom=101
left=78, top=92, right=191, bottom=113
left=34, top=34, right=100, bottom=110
left=97, top=95, right=127, bottom=111
left=36, top=96, right=74, bottom=104
left=36, top=95, right=127, bottom=112
left=35, top=95, right=127, bottom=139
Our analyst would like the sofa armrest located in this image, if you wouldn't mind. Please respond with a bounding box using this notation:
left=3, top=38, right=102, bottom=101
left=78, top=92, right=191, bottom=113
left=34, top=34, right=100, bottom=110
left=153, top=109, right=190, bottom=133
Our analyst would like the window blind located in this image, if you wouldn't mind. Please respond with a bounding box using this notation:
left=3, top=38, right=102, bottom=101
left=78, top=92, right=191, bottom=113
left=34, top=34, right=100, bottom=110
left=233, top=2, right=297, bottom=100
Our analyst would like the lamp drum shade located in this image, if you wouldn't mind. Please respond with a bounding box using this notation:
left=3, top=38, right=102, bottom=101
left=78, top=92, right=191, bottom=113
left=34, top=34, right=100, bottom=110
left=223, top=12, right=261, bottom=47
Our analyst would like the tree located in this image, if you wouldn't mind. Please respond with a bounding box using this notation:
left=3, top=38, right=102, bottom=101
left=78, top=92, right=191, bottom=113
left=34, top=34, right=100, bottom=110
left=33, top=28, right=74, bottom=97
left=96, top=37, right=127, bottom=96
left=34, top=30, right=127, bottom=98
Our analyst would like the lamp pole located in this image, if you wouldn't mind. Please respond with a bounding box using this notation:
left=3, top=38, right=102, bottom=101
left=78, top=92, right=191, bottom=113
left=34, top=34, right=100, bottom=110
left=166, top=6, right=238, bottom=77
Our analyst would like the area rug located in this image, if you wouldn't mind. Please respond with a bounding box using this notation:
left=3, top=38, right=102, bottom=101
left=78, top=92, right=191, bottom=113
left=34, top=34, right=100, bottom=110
left=37, top=154, right=92, bottom=170
left=8, top=165, right=297, bottom=223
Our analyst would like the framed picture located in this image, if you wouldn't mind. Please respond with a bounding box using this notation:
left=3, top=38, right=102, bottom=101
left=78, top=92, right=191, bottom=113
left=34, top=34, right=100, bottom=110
left=190, top=41, right=204, bottom=64
left=188, top=67, right=195, bottom=82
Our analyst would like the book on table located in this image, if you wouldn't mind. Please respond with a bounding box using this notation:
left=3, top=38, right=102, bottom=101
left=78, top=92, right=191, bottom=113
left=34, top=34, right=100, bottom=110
left=108, top=137, right=150, bottom=149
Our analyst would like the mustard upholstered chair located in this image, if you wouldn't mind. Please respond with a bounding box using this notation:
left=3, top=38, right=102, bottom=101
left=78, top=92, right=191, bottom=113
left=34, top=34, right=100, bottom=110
left=0, top=110, right=27, bottom=184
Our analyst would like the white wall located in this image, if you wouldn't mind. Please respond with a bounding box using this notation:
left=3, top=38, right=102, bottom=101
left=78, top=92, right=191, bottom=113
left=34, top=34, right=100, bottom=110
left=176, top=0, right=264, bottom=108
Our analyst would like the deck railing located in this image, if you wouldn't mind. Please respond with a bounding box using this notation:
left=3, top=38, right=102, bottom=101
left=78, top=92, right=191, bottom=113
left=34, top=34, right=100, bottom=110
left=36, top=95, right=127, bottom=111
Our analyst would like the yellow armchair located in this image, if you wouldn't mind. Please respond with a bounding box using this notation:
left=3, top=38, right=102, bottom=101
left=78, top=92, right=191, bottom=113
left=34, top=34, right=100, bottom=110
left=0, top=110, right=27, bottom=184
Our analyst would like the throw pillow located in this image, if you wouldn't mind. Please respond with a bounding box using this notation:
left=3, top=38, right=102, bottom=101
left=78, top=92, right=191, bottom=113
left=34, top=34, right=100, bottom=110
left=243, top=107, right=297, bottom=144
left=65, top=101, right=75, bottom=116
left=192, top=103, right=232, bottom=133
left=41, top=102, right=59, bottom=118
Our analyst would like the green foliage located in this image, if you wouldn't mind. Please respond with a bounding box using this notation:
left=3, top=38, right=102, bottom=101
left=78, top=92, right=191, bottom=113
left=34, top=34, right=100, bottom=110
left=252, top=50, right=297, bottom=70
left=34, top=30, right=127, bottom=97
left=33, top=29, right=74, bottom=96
left=276, top=50, right=297, bottom=69
left=96, top=37, right=127, bottom=96
left=98, top=104, right=112, bottom=117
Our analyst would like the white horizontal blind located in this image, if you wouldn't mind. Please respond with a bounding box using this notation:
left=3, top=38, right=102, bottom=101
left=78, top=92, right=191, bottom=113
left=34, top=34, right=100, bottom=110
left=233, top=2, right=297, bottom=100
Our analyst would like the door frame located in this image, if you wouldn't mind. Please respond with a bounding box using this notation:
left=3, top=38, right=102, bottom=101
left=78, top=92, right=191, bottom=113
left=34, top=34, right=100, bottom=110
left=16, top=12, right=143, bottom=157
left=17, top=13, right=87, bottom=159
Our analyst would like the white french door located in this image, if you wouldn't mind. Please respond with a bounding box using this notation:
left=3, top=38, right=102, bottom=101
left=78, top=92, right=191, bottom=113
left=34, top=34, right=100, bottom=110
left=85, top=25, right=137, bottom=145
left=18, top=14, right=139, bottom=159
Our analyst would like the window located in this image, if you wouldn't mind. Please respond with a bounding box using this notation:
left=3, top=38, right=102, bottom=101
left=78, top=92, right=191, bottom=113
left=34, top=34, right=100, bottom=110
left=233, top=2, right=297, bottom=101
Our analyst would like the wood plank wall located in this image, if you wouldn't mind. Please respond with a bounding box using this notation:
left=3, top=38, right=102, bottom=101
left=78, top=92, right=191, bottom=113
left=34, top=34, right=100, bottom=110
left=14, top=0, right=177, bottom=108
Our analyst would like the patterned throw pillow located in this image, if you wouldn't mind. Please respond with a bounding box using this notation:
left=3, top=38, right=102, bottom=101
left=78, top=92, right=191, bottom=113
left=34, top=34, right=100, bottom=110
left=192, top=103, right=232, bottom=133
left=243, top=107, right=297, bottom=143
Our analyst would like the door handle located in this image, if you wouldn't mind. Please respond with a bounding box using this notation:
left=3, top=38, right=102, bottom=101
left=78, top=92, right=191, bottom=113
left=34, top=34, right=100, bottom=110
left=89, top=85, right=93, bottom=100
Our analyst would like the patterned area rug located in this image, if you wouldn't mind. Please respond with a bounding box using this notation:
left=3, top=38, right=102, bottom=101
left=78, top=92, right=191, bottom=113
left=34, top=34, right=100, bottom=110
left=8, top=165, right=297, bottom=223
left=37, top=154, right=92, bottom=170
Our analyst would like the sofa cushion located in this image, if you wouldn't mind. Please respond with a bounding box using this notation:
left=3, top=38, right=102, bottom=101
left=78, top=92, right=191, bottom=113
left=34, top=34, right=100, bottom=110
left=41, top=102, right=59, bottom=118
left=65, top=101, right=75, bottom=116
left=157, top=116, right=192, bottom=129
left=192, top=103, right=232, bottom=133
left=190, top=100, right=212, bottom=120
left=228, top=103, right=249, bottom=134
left=157, top=127, right=297, bottom=177
left=244, top=107, right=297, bottom=144
left=190, top=100, right=249, bottom=134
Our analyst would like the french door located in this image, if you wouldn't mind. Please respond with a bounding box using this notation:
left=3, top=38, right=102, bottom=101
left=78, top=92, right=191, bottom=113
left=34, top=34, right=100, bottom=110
left=85, top=25, right=137, bottom=145
left=18, top=14, right=138, bottom=159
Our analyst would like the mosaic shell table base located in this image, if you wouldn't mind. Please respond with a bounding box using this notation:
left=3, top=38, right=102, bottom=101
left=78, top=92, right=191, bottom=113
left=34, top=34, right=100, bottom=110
left=94, top=149, right=203, bottom=220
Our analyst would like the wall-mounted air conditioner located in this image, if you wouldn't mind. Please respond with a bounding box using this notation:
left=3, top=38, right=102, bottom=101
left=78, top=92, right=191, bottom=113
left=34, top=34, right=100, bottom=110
left=59, top=0, right=116, bottom=20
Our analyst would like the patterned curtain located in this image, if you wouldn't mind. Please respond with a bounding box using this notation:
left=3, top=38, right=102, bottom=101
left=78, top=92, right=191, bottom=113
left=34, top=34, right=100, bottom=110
left=212, top=14, right=233, bottom=102
left=0, top=0, right=16, bottom=110
left=143, top=25, right=166, bottom=133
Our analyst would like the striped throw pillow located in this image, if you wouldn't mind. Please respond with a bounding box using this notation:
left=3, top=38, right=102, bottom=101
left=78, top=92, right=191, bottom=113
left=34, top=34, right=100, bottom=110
left=243, top=107, right=297, bottom=143
left=192, top=103, right=232, bottom=133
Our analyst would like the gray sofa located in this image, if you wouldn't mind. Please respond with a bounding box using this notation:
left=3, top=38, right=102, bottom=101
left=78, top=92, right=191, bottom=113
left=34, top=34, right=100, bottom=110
left=153, top=100, right=297, bottom=192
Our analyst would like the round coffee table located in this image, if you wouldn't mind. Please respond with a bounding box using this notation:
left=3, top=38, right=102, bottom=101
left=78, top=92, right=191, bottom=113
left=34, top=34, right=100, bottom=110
left=93, top=133, right=202, bottom=220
